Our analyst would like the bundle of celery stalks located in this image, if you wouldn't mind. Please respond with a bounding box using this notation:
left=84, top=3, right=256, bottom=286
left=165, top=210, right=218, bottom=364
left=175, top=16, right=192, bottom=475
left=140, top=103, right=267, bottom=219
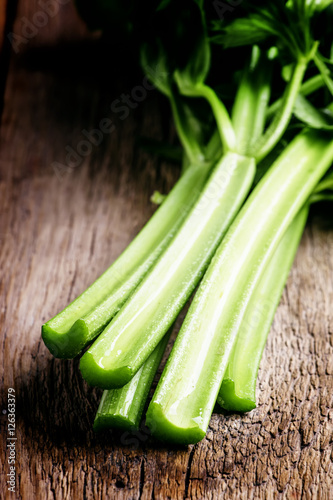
left=42, top=0, right=333, bottom=444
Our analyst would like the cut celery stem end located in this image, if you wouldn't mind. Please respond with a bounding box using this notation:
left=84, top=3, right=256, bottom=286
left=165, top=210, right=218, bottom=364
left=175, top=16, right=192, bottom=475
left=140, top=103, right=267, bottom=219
left=146, top=130, right=333, bottom=445
left=80, top=152, right=256, bottom=389
left=218, top=380, right=256, bottom=413
left=218, top=206, right=309, bottom=413
left=41, top=163, right=211, bottom=359
left=146, top=402, right=206, bottom=445
left=93, top=332, right=170, bottom=431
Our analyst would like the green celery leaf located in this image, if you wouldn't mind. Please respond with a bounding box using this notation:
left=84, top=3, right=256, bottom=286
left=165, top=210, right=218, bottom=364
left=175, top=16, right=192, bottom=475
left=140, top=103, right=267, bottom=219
left=211, top=2, right=304, bottom=57
left=211, top=16, right=277, bottom=48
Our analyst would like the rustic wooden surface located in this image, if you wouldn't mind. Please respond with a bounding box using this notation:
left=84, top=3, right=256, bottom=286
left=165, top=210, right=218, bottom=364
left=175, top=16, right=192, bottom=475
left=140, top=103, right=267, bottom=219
left=1, top=2, right=332, bottom=499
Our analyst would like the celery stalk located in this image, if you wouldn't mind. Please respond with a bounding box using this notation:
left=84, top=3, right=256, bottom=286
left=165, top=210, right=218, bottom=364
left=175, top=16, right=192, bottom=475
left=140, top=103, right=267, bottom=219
left=146, top=130, right=333, bottom=445
left=231, top=47, right=272, bottom=155
left=80, top=152, right=256, bottom=388
left=42, top=163, right=211, bottom=358
left=252, top=58, right=308, bottom=162
left=218, top=206, right=309, bottom=412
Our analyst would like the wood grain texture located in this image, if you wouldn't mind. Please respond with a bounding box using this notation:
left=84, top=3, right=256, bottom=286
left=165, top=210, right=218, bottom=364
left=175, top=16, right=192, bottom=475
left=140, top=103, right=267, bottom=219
left=0, top=2, right=332, bottom=499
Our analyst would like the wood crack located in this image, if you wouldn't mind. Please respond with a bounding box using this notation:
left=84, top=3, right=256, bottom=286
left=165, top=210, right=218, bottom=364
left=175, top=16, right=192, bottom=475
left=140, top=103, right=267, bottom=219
left=139, top=457, right=145, bottom=499
left=184, top=446, right=195, bottom=499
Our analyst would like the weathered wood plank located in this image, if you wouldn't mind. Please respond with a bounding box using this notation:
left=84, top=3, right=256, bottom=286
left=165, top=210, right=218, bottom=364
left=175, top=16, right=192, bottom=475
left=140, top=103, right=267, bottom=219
left=0, top=1, right=332, bottom=499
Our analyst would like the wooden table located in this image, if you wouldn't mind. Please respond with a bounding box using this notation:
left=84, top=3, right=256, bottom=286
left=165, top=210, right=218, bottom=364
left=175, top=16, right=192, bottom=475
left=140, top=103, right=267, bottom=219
left=1, top=2, right=332, bottom=498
